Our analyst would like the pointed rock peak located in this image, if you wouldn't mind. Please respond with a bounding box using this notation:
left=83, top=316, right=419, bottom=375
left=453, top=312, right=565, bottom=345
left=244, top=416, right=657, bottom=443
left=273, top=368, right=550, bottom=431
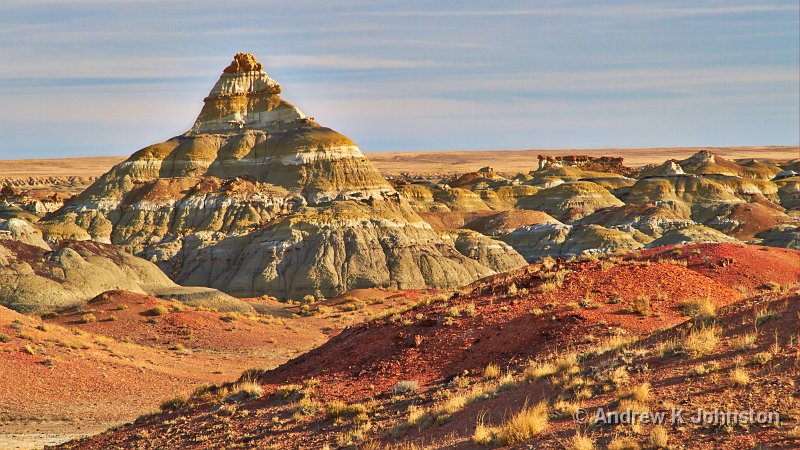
left=223, top=52, right=264, bottom=73
left=687, top=149, right=716, bottom=164
left=663, top=160, right=685, bottom=175
left=191, top=52, right=307, bottom=134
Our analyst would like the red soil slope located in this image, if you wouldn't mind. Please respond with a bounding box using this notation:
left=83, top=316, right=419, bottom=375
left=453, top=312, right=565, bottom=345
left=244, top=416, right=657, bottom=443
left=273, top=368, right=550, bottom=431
left=55, top=244, right=799, bottom=449
left=641, top=243, right=800, bottom=290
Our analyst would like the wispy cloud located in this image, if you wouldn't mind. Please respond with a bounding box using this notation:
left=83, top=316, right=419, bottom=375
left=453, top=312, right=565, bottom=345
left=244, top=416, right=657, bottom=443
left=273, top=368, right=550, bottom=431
left=267, top=54, right=435, bottom=70
left=347, top=4, right=800, bottom=19
left=0, top=0, right=797, bottom=157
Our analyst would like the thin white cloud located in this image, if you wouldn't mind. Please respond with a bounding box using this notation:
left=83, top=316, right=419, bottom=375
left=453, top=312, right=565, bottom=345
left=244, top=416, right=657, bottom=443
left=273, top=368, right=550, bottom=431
left=287, top=67, right=800, bottom=101
left=266, top=54, right=435, bottom=70
left=0, top=51, right=434, bottom=81
left=347, top=4, right=799, bottom=19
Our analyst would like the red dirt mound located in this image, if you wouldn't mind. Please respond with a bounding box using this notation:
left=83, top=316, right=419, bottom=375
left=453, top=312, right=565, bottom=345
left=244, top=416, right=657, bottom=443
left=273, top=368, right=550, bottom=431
left=56, top=246, right=798, bottom=450
left=640, top=243, right=800, bottom=291
left=46, top=290, right=298, bottom=352
left=722, top=200, right=792, bottom=239
left=254, top=255, right=744, bottom=402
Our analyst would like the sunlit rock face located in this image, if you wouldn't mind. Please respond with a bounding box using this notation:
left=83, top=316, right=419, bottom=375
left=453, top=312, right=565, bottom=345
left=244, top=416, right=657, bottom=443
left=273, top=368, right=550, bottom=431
left=41, top=53, right=525, bottom=299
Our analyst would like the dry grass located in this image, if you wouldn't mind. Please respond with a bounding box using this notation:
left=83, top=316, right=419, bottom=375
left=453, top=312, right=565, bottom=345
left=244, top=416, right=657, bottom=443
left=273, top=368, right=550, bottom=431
left=729, top=367, right=750, bottom=387
left=604, top=367, right=630, bottom=389
left=607, top=436, right=640, bottom=450
left=160, top=394, right=188, bottom=411
left=538, top=281, right=561, bottom=294
left=393, top=380, right=420, bottom=395
left=683, top=324, right=722, bottom=358
left=80, top=313, right=96, bottom=324
left=690, top=360, right=720, bottom=377
left=565, top=430, right=595, bottom=450
left=622, top=382, right=651, bottom=402
left=555, top=353, right=579, bottom=374
left=148, top=305, right=169, bottom=317
left=463, top=303, right=478, bottom=317
left=552, top=400, right=582, bottom=419
left=732, top=332, right=757, bottom=351
left=625, top=296, right=651, bottom=316
left=682, top=298, right=716, bottom=319
left=483, top=363, right=501, bottom=380
left=472, top=418, right=493, bottom=445
left=523, top=361, right=556, bottom=381
left=618, top=399, right=649, bottom=415
left=493, top=401, right=549, bottom=446
left=407, top=405, right=428, bottom=426
left=749, top=351, right=773, bottom=365
left=649, top=425, right=669, bottom=448
left=226, top=381, right=263, bottom=401
left=326, top=401, right=369, bottom=422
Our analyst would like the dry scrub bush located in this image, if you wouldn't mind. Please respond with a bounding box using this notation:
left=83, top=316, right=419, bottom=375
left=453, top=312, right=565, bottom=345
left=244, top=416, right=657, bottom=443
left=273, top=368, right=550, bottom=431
left=729, top=367, right=750, bottom=387
left=160, top=394, right=187, bottom=411
left=683, top=324, right=722, bottom=358
left=393, top=380, right=419, bottom=395
left=226, top=381, right=263, bottom=401
left=682, top=298, right=716, bottom=319
left=565, top=430, right=595, bottom=450
left=607, top=436, right=640, bottom=450
left=493, top=401, right=549, bottom=446
left=483, top=363, right=501, bottom=380
left=80, top=313, right=96, bottom=323
left=732, top=332, right=757, bottom=351
left=649, top=425, right=669, bottom=448
left=148, top=305, right=169, bottom=316
left=326, top=401, right=369, bottom=422
left=621, top=382, right=651, bottom=402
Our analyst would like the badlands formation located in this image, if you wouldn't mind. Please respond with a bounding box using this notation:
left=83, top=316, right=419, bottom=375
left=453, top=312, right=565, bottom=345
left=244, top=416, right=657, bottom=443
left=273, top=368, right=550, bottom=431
left=0, top=53, right=797, bottom=450
left=0, top=53, right=796, bottom=309
left=37, top=53, right=525, bottom=300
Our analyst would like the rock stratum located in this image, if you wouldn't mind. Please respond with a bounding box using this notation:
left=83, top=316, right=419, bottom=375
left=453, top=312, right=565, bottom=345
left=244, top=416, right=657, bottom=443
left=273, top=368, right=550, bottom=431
left=40, top=53, right=524, bottom=299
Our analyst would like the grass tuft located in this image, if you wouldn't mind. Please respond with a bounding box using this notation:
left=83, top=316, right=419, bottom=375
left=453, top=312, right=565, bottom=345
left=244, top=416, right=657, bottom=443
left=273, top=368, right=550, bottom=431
left=483, top=363, right=501, bottom=380
left=682, top=298, right=716, bottom=319
left=494, top=401, right=549, bottom=446
left=683, top=324, right=722, bottom=358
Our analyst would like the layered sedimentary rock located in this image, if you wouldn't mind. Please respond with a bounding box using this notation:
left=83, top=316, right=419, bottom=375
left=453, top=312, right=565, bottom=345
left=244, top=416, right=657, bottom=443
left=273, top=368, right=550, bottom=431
left=41, top=53, right=523, bottom=299
left=645, top=225, right=740, bottom=247
left=536, top=154, right=636, bottom=176
left=0, top=240, right=246, bottom=313
left=677, top=150, right=782, bottom=180
left=775, top=177, right=800, bottom=209
left=500, top=223, right=643, bottom=262
left=577, top=204, right=693, bottom=239
left=0, top=218, right=49, bottom=249
left=757, top=224, right=800, bottom=250
left=517, top=181, right=625, bottom=222
left=442, top=229, right=528, bottom=273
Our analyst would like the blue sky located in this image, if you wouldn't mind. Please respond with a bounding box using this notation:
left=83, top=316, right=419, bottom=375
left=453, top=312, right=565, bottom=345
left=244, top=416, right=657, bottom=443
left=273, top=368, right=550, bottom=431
left=0, top=0, right=798, bottom=159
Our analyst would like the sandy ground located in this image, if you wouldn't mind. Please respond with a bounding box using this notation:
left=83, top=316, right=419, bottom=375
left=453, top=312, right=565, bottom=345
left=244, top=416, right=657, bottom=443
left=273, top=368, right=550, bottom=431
left=0, top=146, right=796, bottom=180
left=0, top=290, right=423, bottom=449
left=0, top=420, right=114, bottom=450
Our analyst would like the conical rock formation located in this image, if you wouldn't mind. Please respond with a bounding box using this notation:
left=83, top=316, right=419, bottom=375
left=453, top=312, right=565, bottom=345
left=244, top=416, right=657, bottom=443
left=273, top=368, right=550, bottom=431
left=41, top=53, right=524, bottom=298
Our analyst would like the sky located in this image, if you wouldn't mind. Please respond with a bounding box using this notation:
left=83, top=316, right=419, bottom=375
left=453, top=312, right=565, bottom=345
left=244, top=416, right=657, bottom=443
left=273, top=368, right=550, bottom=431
left=0, top=0, right=798, bottom=159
